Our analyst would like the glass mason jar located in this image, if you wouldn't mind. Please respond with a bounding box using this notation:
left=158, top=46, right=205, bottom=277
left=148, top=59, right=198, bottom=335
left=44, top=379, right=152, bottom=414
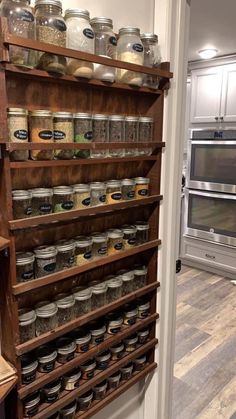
left=121, top=179, right=135, bottom=201
left=53, top=112, right=74, bottom=160
left=134, top=177, right=150, bottom=199
left=73, top=184, right=91, bottom=209
left=53, top=186, right=74, bottom=212
left=29, top=110, right=54, bottom=161
left=35, top=0, right=67, bottom=75
left=12, top=190, right=32, bottom=219
left=124, top=116, right=139, bottom=157
left=107, top=229, right=124, bottom=255
left=74, top=113, right=93, bottom=159
left=19, top=309, right=36, bottom=343
left=75, top=236, right=92, bottom=265
left=91, top=233, right=108, bottom=259
left=108, top=115, right=125, bottom=158
left=73, top=287, right=92, bottom=317
left=91, top=114, right=108, bottom=158
left=90, top=17, right=117, bottom=83
left=35, top=301, right=58, bottom=336
left=7, top=108, right=29, bottom=161
left=138, top=116, right=154, bottom=156
left=90, top=182, right=107, bottom=206
left=91, top=283, right=107, bottom=309
left=16, top=252, right=35, bottom=283
left=106, top=180, right=122, bottom=204
left=55, top=239, right=76, bottom=270
left=117, top=27, right=144, bottom=86
left=55, top=293, right=75, bottom=325
left=31, top=188, right=53, bottom=216
left=34, top=245, right=57, bottom=278
left=65, top=9, right=94, bottom=78
left=141, top=33, right=161, bottom=89
left=121, top=225, right=137, bottom=249
left=135, top=221, right=150, bottom=244
left=0, top=0, right=36, bottom=68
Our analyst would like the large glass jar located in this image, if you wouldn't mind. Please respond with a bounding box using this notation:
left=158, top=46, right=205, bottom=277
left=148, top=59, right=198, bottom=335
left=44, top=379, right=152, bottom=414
left=108, top=115, right=125, bottom=158
left=7, top=108, right=29, bottom=161
left=73, top=184, right=91, bottom=209
left=31, top=188, right=53, bottom=216
left=12, top=190, right=32, bottom=219
left=35, top=0, right=67, bottom=75
left=35, top=301, right=58, bottom=336
left=53, top=112, right=74, bottom=160
left=117, top=27, right=144, bottom=86
left=141, top=33, right=161, bottom=89
left=91, top=17, right=117, bottom=82
left=65, top=9, right=94, bottom=78
left=29, top=110, right=54, bottom=161
left=0, top=0, right=36, bottom=68
left=74, top=113, right=93, bottom=159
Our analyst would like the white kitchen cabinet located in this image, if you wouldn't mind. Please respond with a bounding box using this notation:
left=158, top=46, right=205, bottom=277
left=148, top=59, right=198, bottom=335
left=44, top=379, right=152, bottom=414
left=221, top=63, right=236, bottom=122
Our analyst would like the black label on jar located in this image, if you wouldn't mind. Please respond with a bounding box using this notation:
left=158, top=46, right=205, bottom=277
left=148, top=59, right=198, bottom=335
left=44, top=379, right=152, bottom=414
left=95, top=336, right=104, bottom=344
left=114, top=242, right=123, bottom=251
left=45, top=393, right=59, bottom=403
left=22, top=372, right=36, bottom=384
left=14, top=129, right=28, bottom=140
left=25, top=207, right=32, bottom=216
left=84, top=251, right=92, bottom=260
left=138, top=189, right=148, bottom=196
left=99, top=195, right=106, bottom=203
left=85, top=131, right=93, bottom=140
left=87, top=371, right=94, bottom=379
left=110, top=327, right=120, bottom=334
left=109, top=36, right=117, bottom=46
left=140, top=311, right=149, bottom=318
left=98, top=361, right=109, bottom=370
left=54, top=19, right=67, bottom=32
left=39, top=130, right=53, bottom=140
left=133, top=43, right=144, bottom=53
left=42, top=361, right=55, bottom=372
left=128, top=318, right=136, bottom=325
left=83, top=28, right=95, bottom=39
left=127, top=190, right=135, bottom=199
left=17, top=9, right=34, bottom=23
left=98, top=246, right=107, bottom=255
left=111, top=192, right=122, bottom=201
left=22, top=270, right=34, bottom=281
left=82, top=197, right=91, bottom=207
left=54, top=130, right=65, bottom=140
left=44, top=263, right=56, bottom=273
left=128, top=238, right=136, bottom=246
left=25, top=406, right=39, bottom=417
left=62, top=201, right=74, bottom=210
left=68, top=256, right=75, bottom=265
left=39, top=204, right=52, bottom=214
left=80, top=343, right=89, bottom=352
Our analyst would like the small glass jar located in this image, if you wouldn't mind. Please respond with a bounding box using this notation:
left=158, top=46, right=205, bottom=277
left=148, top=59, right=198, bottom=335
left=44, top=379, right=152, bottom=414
left=125, top=116, right=139, bottom=156
left=90, top=182, right=107, bottom=206
left=123, top=304, right=138, bottom=326
left=134, top=354, right=147, bottom=371
left=19, top=309, right=36, bottom=344
left=34, top=246, right=57, bottom=278
left=78, top=390, right=93, bottom=410
left=73, top=184, right=91, bottom=209
left=42, top=379, right=62, bottom=404
left=53, top=112, right=74, bottom=160
left=91, top=283, right=107, bottom=309
left=117, top=27, right=144, bottom=86
left=107, top=313, right=123, bottom=335
left=35, top=301, right=58, bottom=336
left=60, top=401, right=77, bottom=419
left=35, top=0, right=67, bottom=75
left=74, top=113, right=93, bottom=159
left=56, top=338, right=76, bottom=364
left=74, top=288, right=92, bottom=317
left=91, top=114, right=108, bottom=158
left=108, top=371, right=121, bottom=389
left=121, top=363, right=134, bottom=381
left=135, top=222, right=150, bottom=245
left=121, top=225, right=137, bottom=249
left=106, top=180, right=122, bottom=204
left=107, top=229, right=124, bottom=255
left=106, top=278, right=123, bottom=303
left=124, top=334, right=138, bottom=352
left=65, top=9, right=94, bottom=78
left=95, top=350, right=111, bottom=370
left=134, top=177, right=150, bottom=199
left=23, top=392, right=40, bottom=418
left=110, top=342, right=125, bottom=360
left=21, top=355, right=38, bottom=385
left=31, top=188, right=53, bottom=216
left=108, top=115, right=125, bottom=158
left=90, top=321, right=106, bottom=345
left=91, top=233, right=108, bottom=259
left=93, top=380, right=108, bottom=400
left=56, top=240, right=76, bottom=270
left=137, top=328, right=150, bottom=344
left=53, top=186, right=74, bottom=212
left=12, top=190, right=32, bottom=219
left=72, top=329, right=91, bottom=353
left=63, top=368, right=81, bottom=391
left=16, top=252, right=35, bottom=283
left=80, top=360, right=96, bottom=380
left=138, top=116, right=154, bottom=156
left=91, top=17, right=117, bottom=82
left=55, top=293, right=75, bottom=325
left=138, top=300, right=150, bottom=319
left=133, top=266, right=148, bottom=289
left=121, top=179, right=135, bottom=200
left=29, top=110, right=54, bottom=161
left=7, top=108, right=29, bottom=161
left=75, top=237, right=92, bottom=265
left=141, top=33, right=161, bottom=89
left=121, top=272, right=135, bottom=295
left=36, top=345, right=57, bottom=375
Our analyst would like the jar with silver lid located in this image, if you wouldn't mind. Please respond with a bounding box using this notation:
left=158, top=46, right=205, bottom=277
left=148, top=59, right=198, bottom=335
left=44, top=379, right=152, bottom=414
left=60, top=401, right=77, bottom=418
left=117, top=27, right=144, bottom=86
left=121, top=225, right=137, bottom=249
left=90, top=182, right=107, bottom=206
left=123, top=304, right=138, bottom=326
left=73, top=184, right=91, bottom=209
left=134, top=354, right=147, bottom=371
left=93, top=380, right=108, bottom=400
left=124, top=116, right=139, bottom=156
left=80, top=359, right=96, bottom=379
left=35, top=301, right=58, bottom=335
left=74, top=112, right=93, bottom=159
left=55, top=293, right=75, bottom=325
left=134, top=177, right=150, bottom=199
left=123, top=334, right=138, bottom=352
left=92, top=233, right=108, bottom=259
left=41, top=379, right=62, bottom=403
left=121, top=363, right=133, bottom=380
left=21, top=355, right=38, bottom=385
left=91, top=114, right=108, bottom=158
left=108, top=371, right=121, bottom=389
left=138, top=299, right=151, bottom=318
left=31, top=188, right=53, bottom=216
left=135, top=221, right=150, bottom=244
left=106, top=180, right=122, bottom=204
left=141, top=33, right=161, bottom=89
left=16, top=252, right=35, bottom=283
left=7, top=108, right=29, bottom=161
left=108, top=115, right=125, bottom=158
left=23, top=392, right=40, bottom=418
left=65, top=8, right=94, bottom=78
left=137, top=328, right=150, bottom=344
left=78, top=390, right=93, bottom=410
left=29, top=109, right=54, bottom=161
left=36, top=345, right=57, bottom=373
left=74, top=287, right=92, bottom=317
left=71, top=329, right=91, bottom=353
left=106, top=312, right=123, bottom=335
left=107, top=229, right=124, bottom=255
left=90, top=321, right=106, bottom=345
left=110, top=342, right=125, bottom=360
left=106, top=277, right=122, bottom=302
left=34, top=245, right=57, bottom=278
left=121, top=179, right=135, bottom=200
left=133, top=265, right=148, bottom=289
left=53, top=186, right=74, bottom=212
left=56, top=337, right=76, bottom=364
left=19, top=308, right=36, bottom=343
left=91, top=283, right=107, bottom=309
left=53, top=112, right=74, bottom=159
left=95, top=350, right=111, bottom=370
left=12, top=190, right=32, bottom=219
left=91, top=17, right=117, bottom=82
left=62, top=368, right=81, bottom=391
left=121, top=271, right=135, bottom=295
left=138, top=116, right=154, bottom=156
left=75, top=236, right=92, bottom=265
left=56, top=239, right=76, bottom=270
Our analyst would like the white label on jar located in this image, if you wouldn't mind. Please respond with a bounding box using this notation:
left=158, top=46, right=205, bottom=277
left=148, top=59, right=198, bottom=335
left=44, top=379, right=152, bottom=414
left=83, top=28, right=95, bottom=39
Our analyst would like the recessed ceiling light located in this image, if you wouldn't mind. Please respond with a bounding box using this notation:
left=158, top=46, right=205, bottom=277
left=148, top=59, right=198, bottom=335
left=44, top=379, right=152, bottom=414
left=198, top=48, right=218, bottom=59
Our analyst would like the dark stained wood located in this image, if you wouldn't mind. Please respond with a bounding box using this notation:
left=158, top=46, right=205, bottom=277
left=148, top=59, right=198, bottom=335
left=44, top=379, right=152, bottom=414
left=0, top=376, right=17, bottom=403
left=0, top=236, right=10, bottom=251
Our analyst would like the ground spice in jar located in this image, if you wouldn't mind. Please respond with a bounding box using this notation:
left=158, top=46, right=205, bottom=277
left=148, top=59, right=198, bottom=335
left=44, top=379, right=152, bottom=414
left=106, top=180, right=122, bottom=204
left=91, top=283, right=107, bottom=309
left=121, top=225, right=137, bottom=249
left=137, top=328, right=150, bottom=344
left=134, top=177, right=150, bottom=199
left=55, top=293, right=75, bottom=325
left=91, top=233, right=108, bottom=259
left=73, top=184, right=91, bottom=209
left=53, top=186, right=74, bottom=212
left=53, top=112, right=74, bottom=159
left=110, top=342, right=125, bottom=360
left=124, top=334, right=139, bottom=352
left=135, top=222, right=150, bottom=245
left=56, top=337, right=76, bottom=364
left=19, top=309, right=36, bottom=344
left=92, top=114, right=108, bottom=158
left=34, top=246, right=57, bottom=278
left=139, top=117, right=154, bottom=142
left=74, top=113, right=93, bottom=159
left=107, top=229, right=124, bottom=255
left=106, top=312, right=123, bottom=334
left=55, top=240, right=76, bottom=270
left=75, top=237, right=92, bottom=265
left=36, top=345, right=57, bottom=373
left=16, top=252, right=35, bottom=283
left=125, top=116, right=139, bottom=142
left=108, top=115, right=125, bottom=158
left=121, top=271, right=135, bottom=295
left=134, top=355, right=147, bottom=371
left=63, top=368, right=81, bottom=391
left=90, top=182, right=107, bottom=206
left=123, top=304, right=138, bottom=326
left=12, top=190, right=32, bottom=219
left=35, top=301, right=58, bottom=336
left=29, top=110, right=54, bottom=160
left=31, top=188, right=53, bottom=216
left=106, top=278, right=123, bottom=302
left=74, top=288, right=92, bottom=317
left=138, top=300, right=150, bottom=319
left=121, top=179, right=136, bottom=200
left=7, top=108, right=29, bottom=161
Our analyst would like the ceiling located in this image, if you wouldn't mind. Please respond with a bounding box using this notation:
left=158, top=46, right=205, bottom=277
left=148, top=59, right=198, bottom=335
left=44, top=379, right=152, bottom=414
left=188, top=0, right=236, bottom=61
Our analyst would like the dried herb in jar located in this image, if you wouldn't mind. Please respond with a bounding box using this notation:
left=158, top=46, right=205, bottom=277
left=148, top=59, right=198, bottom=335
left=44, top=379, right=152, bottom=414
left=16, top=252, right=35, bottom=283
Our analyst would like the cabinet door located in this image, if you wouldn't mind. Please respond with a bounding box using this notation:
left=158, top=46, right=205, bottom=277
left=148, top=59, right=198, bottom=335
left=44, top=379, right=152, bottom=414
left=221, top=63, right=236, bottom=122
left=190, top=67, right=223, bottom=123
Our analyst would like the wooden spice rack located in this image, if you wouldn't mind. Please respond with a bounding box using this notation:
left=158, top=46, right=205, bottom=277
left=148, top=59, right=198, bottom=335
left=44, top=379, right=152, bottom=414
left=0, top=17, right=173, bottom=419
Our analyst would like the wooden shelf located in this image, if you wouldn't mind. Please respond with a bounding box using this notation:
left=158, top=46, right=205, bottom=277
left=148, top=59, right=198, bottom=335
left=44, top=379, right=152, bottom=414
left=18, top=313, right=159, bottom=399
left=32, top=338, right=158, bottom=419
left=6, top=142, right=162, bottom=151
left=77, top=362, right=157, bottom=419
left=0, top=376, right=17, bottom=403
left=16, top=282, right=160, bottom=356
left=9, top=195, right=162, bottom=231
left=0, top=236, right=10, bottom=252
left=13, top=240, right=161, bottom=296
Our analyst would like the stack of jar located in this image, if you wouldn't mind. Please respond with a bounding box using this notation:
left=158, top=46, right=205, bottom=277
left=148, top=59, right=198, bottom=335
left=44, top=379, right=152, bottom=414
left=18, top=273, right=150, bottom=343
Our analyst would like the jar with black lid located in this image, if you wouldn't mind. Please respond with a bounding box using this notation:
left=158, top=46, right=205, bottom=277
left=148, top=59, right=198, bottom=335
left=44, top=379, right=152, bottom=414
left=35, top=301, right=58, bottom=335
left=74, top=113, right=93, bottom=159
left=141, top=33, right=161, bottom=89
left=16, top=252, right=35, bottom=283
left=34, top=245, right=57, bottom=278
left=12, top=190, right=32, bottom=219
left=7, top=108, right=29, bottom=161
left=31, top=188, right=53, bottom=216
left=56, top=240, right=76, bottom=270
left=36, top=345, right=57, bottom=373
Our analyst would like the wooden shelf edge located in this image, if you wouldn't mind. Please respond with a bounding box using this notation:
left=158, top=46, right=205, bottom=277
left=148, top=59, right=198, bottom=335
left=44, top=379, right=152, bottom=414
left=12, top=240, right=161, bottom=296
left=6, top=142, right=163, bottom=151
left=0, top=236, right=10, bottom=252
left=9, top=195, right=162, bottom=231
left=18, top=314, right=159, bottom=399
left=16, top=282, right=160, bottom=356
left=77, top=362, right=157, bottom=419
left=32, top=338, right=158, bottom=419
left=0, top=376, right=18, bottom=403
